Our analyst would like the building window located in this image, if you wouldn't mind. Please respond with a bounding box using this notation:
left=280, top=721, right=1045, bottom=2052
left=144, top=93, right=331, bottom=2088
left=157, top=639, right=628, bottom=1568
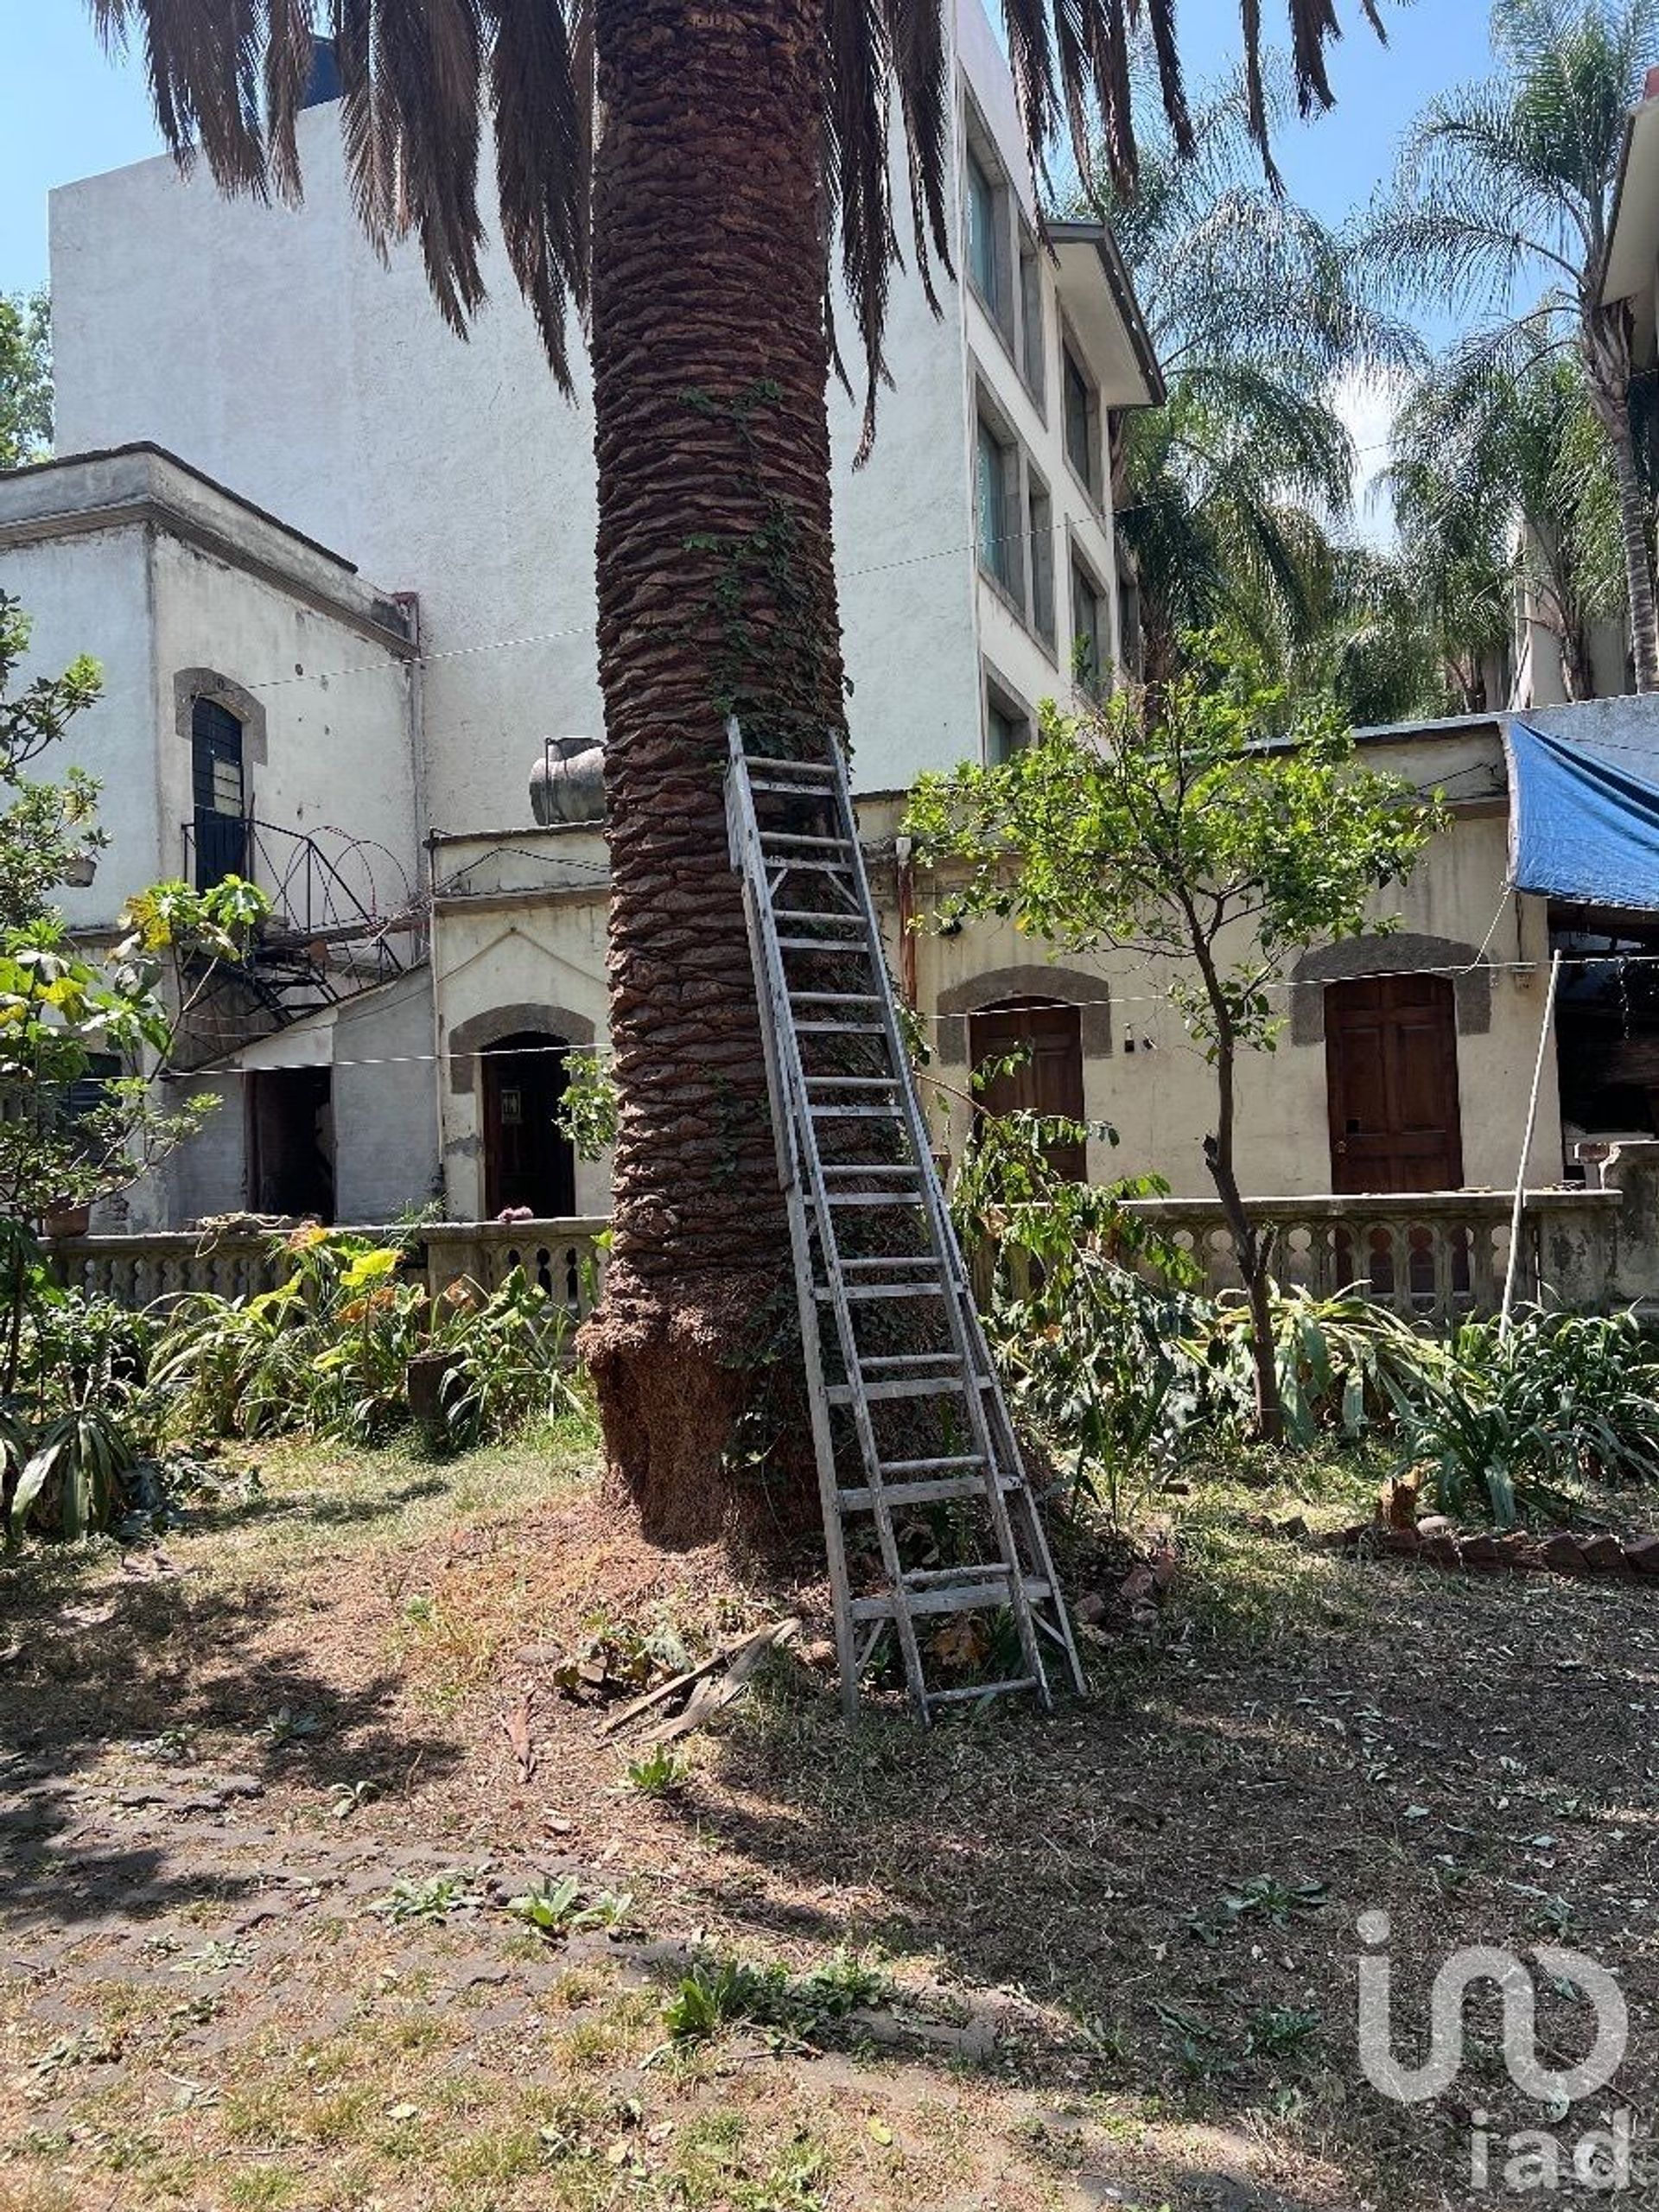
left=966, top=147, right=1002, bottom=319
left=976, top=415, right=1020, bottom=607
left=1018, top=226, right=1045, bottom=400
left=985, top=675, right=1032, bottom=764
left=1063, top=341, right=1098, bottom=497
left=1071, top=557, right=1106, bottom=696
left=1028, top=474, right=1055, bottom=646
left=191, top=696, right=248, bottom=890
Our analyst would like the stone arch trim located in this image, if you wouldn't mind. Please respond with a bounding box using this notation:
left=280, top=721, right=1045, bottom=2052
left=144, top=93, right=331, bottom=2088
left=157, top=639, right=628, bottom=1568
left=447, top=1001, right=596, bottom=1094
left=933, top=965, right=1111, bottom=1061
left=174, top=668, right=269, bottom=765
left=1290, top=933, right=1492, bottom=1046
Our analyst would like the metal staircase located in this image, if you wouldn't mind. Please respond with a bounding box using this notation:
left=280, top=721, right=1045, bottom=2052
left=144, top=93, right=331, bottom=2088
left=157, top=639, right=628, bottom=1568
left=725, top=719, right=1084, bottom=1724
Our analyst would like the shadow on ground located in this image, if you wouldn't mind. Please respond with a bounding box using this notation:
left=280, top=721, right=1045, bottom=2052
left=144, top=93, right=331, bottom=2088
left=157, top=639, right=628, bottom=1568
left=0, top=1559, right=464, bottom=1935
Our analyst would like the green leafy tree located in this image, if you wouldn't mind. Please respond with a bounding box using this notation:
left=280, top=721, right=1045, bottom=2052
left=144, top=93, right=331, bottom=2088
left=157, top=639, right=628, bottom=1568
left=0, top=290, right=51, bottom=470
left=1362, top=0, right=1659, bottom=691
left=88, top=0, right=1393, bottom=1533
left=906, top=644, right=1440, bottom=1440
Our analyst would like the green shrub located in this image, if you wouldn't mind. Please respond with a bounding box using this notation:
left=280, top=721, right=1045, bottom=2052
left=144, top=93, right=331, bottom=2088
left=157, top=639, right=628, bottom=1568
left=1394, top=1309, right=1659, bottom=1528
left=146, top=1229, right=584, bottom=1452
left=2, top=1287, right=157, bottom=1541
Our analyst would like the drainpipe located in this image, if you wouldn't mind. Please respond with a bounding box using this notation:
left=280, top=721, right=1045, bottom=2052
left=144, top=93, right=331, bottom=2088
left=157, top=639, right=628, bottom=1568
left=426, top=830, right=448, bottom=1217
left=394, top=592, right=428, bottom=893
left=398, top=593, right=445, bottom=1214
left=893, top=834, right=918, bottom=1007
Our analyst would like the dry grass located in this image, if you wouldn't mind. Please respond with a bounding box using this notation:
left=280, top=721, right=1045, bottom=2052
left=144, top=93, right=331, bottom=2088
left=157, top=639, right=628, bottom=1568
left=2, top=1427, right=1656, bottom=2210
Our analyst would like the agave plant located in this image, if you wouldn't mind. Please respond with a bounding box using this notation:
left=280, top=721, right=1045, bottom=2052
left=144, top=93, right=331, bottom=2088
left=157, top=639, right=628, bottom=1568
left=10, top=1402, right=137, bottom=1541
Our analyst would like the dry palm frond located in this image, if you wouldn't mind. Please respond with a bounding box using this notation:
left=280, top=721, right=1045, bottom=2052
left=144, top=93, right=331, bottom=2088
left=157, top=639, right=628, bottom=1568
left=86, top=0, right=1388, bottom=409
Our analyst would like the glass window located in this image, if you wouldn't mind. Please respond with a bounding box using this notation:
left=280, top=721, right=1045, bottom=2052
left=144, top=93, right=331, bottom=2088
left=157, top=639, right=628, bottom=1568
left=976, top=417, right=1019, bottom=602
left=1019, top=234, right=1044, bottom=396
left=966, top=149, right=1001, bottom=314
left=191, top=695, right=247, bottom=889
left=987, top=692, right=1028, bottom=764
left=1063, top=346, right=1095, bottom=491
left=1071, top=561, right=1105, bottom=695
left=1028, top=479, right=1054, bottom=645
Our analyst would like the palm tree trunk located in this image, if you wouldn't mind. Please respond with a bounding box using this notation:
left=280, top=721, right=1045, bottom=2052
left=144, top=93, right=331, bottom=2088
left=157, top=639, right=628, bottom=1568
left=1583, top=308, right=1659, bottom=695
left=578, top=0, right=846, bottom=1541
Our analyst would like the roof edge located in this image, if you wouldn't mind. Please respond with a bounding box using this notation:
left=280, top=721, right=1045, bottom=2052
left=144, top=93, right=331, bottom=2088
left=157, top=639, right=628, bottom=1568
left=1045, top=219, right=1166, bottom=408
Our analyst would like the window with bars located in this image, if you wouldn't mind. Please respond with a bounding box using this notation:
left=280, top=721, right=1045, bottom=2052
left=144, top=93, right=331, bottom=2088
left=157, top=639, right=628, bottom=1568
left=191, top=696, right=247, bottom=890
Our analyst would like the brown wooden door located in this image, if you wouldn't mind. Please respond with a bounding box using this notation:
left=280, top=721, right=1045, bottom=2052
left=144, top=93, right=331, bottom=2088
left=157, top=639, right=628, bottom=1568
left=969, top=998, right=1087, bottom=1179
left=482, top=1032, right=575, bottom=1217
left=1325, top=975, right=1463, bottom=1192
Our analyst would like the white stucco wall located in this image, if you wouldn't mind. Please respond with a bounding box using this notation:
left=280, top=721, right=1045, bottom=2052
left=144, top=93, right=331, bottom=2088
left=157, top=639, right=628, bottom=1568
left=48, top=0, right=1145, bottom=816
left=0, top=521, right=162, bottom=928
left=0, top=449, right=420, bottom=929
left=331, top=968, right=441, bottom=1222
left=146, top=531, right=419, bottom=909
left=431, top=827, right=614, bottom=1220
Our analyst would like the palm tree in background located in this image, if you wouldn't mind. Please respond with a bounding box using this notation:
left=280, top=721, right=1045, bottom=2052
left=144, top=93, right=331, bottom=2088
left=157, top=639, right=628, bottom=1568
left=1389, top=352, right=1627, bottom=703
left=1363, top=0, right=1659, bottom=692
left=88, top=0, right=1391, bottom=1537
left=1084, top=72, right=1416, bottom=681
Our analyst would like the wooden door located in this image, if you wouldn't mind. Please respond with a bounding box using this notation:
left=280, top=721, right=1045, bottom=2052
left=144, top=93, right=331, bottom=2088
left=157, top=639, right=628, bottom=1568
left=969, top=998, right=1087, bottom=1179
left=482, top=1033, right=575, bottom=1217
left=1325, top=975, right=1463, bottom=1192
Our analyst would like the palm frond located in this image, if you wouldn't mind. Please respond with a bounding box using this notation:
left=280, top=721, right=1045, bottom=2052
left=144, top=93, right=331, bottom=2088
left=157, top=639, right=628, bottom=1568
left=90, top=0, right=1393, bottom=412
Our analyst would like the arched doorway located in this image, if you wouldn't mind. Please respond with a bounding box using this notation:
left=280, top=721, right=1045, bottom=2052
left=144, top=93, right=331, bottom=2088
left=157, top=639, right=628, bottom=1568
left=481, top=1032, right=575, bottom=1217
left=968, top=996, right=1087, bottom=1179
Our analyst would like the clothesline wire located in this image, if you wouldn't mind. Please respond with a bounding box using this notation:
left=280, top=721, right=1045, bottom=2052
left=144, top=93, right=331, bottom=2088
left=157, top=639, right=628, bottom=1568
left=168, top=934, right=1659, bottom=1084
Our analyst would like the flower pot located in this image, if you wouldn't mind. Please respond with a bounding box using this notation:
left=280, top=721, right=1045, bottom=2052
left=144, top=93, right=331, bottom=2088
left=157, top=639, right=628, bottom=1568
left=42, top=1205, right=92, bottom=1239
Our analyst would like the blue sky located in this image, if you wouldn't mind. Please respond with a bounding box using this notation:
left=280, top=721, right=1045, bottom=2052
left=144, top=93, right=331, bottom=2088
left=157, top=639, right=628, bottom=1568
left=3, top=3, right=1494, bottom=299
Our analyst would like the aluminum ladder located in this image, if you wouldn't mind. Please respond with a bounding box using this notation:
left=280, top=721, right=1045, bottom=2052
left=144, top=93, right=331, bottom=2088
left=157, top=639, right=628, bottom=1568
left=724, top=719, right=1085, bottom=1724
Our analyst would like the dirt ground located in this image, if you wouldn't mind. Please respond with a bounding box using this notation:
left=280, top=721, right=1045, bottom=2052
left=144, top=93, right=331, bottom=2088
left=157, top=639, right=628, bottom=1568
left=2, top=1428, right=1656, bottom=2212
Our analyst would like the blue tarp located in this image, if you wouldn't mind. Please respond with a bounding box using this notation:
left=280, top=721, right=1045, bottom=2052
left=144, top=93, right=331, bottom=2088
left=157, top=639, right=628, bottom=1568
left=1506, top=716, right=1659, bottom=912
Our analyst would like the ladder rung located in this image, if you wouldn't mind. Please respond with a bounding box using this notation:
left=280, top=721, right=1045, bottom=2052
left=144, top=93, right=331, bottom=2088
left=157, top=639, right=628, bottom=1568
left=811, top=1105, right=901, bottom=1119
left=830, top=1375, right=963, bottom=1403
left=906, top=1563, right=1012, bottom=1586
left=796, top=1021, right=886, bottom=1035
left=821, top=1163, right=918, bottom=1176
left=776, top=936, right=873, bottom=953
left=816, top=1283, right=944, bottom=1301
left=743, top=757, right=838, bottom=782
left=791, top=992, right=880, bottom=1007
left=823, top=1193, right=923, bottom=1206
left=839, top=1474, right=1010, bottom=1511
left=859, top=1353, right=963, bottom=1371
left=838, top=1256, right=940, bottom=1272
left=881, top=1453, right=982, bottom=1471
left=761, top=832, right=854, bottom=851
left=925, top=1677, right=1041, bottom=1707
left=851, top=1577, right=1052, bottom=1622
left=772, top=909, right=862, bottom=929
left=766, top=856, right=856, bottom=874
left=806, top=1075, right=899, bottom=1088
